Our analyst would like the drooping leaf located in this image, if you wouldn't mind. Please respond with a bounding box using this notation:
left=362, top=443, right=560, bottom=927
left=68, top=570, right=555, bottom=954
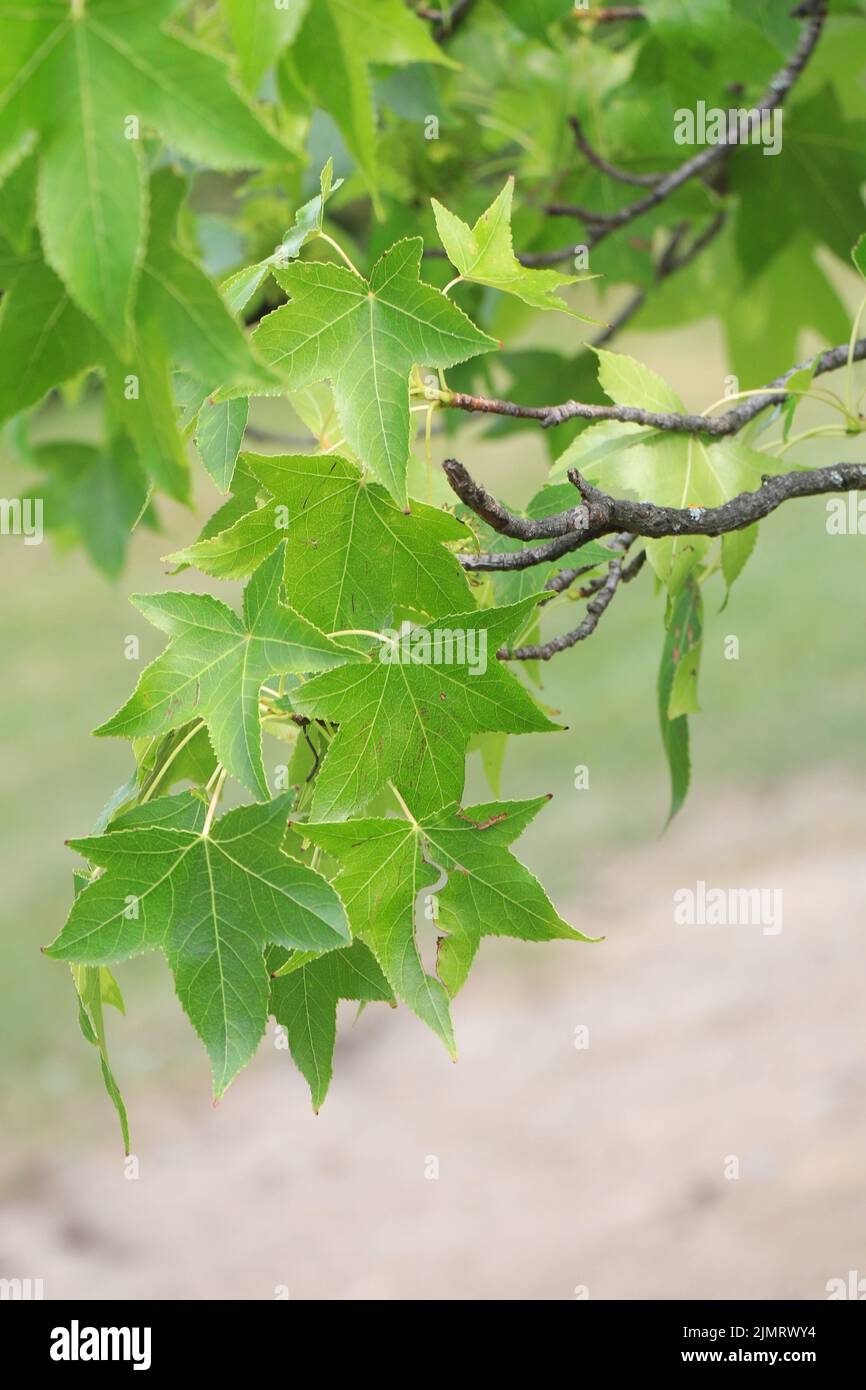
left=252, top=238, right=496, bottom=504
left=0, top=0, right=290, bottom=350
left=94, top=547, right=352, bottom=799
left=269, top=940, right=393, bottom=1111
left=657, top=576, right=703, bottom=823
left=732, top=87, right=866, bottom=274
left=194, top=395, right=249, bottom=493
left=47, top=793, right=350, bottom=1098
left=70, top=869, right=130, bottom=1152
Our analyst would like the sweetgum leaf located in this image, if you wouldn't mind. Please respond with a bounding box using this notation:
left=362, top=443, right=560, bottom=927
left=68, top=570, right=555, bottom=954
left=252, top=238, right=496, bottom=504
left=294, top=595, right=559, bottom=821
left=168, top=452, right=474, bottom=632
left=48, top=792, right=350, bottom=1098
left=432, top=177, right=592, bottom=317
left=303, top=796, right=592, bottom=1052
left=269, top=940, right=393, bottom=1111
left=94, top=547, right=352, bottom=799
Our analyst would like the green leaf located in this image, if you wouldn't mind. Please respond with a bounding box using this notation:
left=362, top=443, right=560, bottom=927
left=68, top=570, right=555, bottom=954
left=293, top=595, right=559, bottom=820
left=48, top=793, right=350, bottom=1098
left=721, top=524, right=758, bottom=593
left=288, top=0, right=452, bottom=196
left=269, top=940, right=392, bottom=1111
left=657, top=577, right=703, bottom=823
left=492, top=0, right=574, bottom=41
left=853, top=231, right=866, bottom=280
left=168, top=452, right=474, bottom=632
left=732, top=87, right=866, bottom=274
left=0, top=147, right=36, bottom=252
left=219, top=159, right=343, bottom=313
left=0, top=252, right=105, bottom=423
left=221, top=0, right=308, bottom=92
left=593, top=347, right=685, bottom=413
left=140, top=241, right=276, bottom=395
left=432, top=177, right=591, bottom=316
left=0, top=0, right=290, bottom=350
left=252, top=239, right=496, bottom=504
left=303, top=796, right=592, bottom=1050
left=94, top=547, right=352, bottom=799
left=194, top=395, right=249, bottom=493
left=106, top=318, right=190, bottom=502
left=70, top=870, right=130, bottom=1152
left=88, top=2, right=291, bottom=172
left=24, top=438, right=150, bottom=580
left=573, top=351, right=774, bottom=590
left=36, top=17, right=146, bottom=349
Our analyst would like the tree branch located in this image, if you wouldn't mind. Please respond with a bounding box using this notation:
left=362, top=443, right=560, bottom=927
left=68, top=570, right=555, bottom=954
left=503, top=553, right=627, bottom=660
left=540, top=1, right=827, bottom=257
left=566, top=114, right=664, bottom=188
left=440, top=336, right=866, bottom=433
left=447, top=458, right=866, bottom=570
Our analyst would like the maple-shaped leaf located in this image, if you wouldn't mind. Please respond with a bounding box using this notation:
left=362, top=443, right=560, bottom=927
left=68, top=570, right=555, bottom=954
left=293, top=595, right=559, bottom=821
left=0, top=0, right=289, bottom=347
left=46, top=792, right=350, bottom=1098
left=94, top=547, right=351, bottom=799
left=252, top=238, right=496, bottom=504
left=167, top=453, right=474, bottom=634
left=303, top=796, right=592, bottom=1052
left=432, top=177, right=593, bottom=317
left=269, top=940, right=393, bottom=1111
left=286, top=0, right=452, bottom=198
left=556, top=349, right=780, bottom=591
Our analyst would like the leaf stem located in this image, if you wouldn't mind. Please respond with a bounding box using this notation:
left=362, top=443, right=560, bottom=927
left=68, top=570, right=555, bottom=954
left=139, top=720, right=206, bottom=803
left=846, top=293, right=866, bottom=414
left=202, top=768, right=227, bottom=836
left=316, top=232, right=362, bottom=277
left=327, top=627, right=396, bottom=645
left=389, top=781, right=418, bottom=827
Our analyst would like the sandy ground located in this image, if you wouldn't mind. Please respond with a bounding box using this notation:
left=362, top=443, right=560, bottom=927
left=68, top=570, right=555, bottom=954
left=3, top=772, right=866, bottom=1301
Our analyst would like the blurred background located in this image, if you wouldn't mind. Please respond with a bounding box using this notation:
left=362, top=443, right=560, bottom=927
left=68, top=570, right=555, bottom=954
left=2, top=283, right=866, bottom=1301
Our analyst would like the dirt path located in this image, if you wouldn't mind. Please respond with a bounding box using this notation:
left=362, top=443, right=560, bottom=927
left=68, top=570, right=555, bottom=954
left=3, top=772, right=866, bottom=1300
